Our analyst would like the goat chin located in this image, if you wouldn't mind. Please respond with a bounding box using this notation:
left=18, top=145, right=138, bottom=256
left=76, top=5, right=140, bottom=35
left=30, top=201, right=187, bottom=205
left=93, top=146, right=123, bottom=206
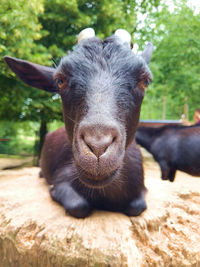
left=76, top=167, right=121, bottom=188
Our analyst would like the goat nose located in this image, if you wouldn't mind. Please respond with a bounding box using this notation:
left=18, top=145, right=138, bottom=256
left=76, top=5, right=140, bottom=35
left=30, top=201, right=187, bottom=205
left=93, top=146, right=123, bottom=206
left=82, top=132, right=115, bottom=158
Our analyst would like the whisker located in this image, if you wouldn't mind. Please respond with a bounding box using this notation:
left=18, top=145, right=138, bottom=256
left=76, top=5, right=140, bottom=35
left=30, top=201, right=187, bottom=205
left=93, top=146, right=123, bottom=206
left=65, top=115, right=77, bottom=124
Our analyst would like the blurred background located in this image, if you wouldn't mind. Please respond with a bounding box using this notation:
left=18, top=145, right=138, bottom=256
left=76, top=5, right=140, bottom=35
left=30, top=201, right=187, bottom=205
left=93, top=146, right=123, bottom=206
left=0, top=0, right=199, bottom=167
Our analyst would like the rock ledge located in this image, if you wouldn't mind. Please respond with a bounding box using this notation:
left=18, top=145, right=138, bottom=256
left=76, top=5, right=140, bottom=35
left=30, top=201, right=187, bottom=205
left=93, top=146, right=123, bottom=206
left=0, top=165, right=200, bottom=266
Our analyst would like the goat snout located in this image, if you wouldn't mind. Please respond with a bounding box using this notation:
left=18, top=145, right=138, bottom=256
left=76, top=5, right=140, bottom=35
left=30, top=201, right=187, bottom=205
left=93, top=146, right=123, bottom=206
left=81, top=129, right=116, bottom=158
left=74, top=123, right=125, bottom=182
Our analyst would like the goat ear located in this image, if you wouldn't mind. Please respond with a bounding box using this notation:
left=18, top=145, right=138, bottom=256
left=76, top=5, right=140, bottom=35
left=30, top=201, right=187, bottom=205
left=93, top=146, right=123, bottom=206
left=141, top=43, right=153, bottom=64
left=4, top=56, right=57, bottom=93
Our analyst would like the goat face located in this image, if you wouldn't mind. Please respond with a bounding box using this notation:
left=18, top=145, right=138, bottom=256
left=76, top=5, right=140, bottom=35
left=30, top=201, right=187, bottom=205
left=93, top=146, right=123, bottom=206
left=4, top=29, right=153, bottom=187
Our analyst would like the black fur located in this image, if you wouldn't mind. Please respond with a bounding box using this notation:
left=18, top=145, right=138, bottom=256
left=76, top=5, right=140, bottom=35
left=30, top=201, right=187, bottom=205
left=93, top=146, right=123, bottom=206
left=136, top=124, right=200, bottom=181
left=5, top=34, right=153, bottom=218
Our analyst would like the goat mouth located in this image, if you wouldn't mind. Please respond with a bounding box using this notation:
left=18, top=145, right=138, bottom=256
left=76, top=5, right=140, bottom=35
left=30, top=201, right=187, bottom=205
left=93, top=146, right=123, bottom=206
left=78, top=167, right=120, bottom=188
left=73, top=140, right=125, bottom=179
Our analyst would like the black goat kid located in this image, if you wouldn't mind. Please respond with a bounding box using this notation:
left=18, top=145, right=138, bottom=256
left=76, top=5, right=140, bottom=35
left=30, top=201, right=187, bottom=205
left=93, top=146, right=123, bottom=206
left=5, top=29, right=153, bottom=218
left=136, top=124, right=200, bottom=182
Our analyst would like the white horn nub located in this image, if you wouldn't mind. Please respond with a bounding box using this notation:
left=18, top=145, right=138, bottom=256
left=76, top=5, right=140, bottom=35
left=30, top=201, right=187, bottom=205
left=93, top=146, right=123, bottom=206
left=77, top=28, right=95, bottom=43
left=114, top=29, right=132, bottom=46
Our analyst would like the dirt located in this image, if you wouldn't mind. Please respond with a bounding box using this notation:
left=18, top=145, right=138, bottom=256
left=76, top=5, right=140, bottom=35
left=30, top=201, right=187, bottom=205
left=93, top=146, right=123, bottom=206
left=0, top=156, right=34, bottom=170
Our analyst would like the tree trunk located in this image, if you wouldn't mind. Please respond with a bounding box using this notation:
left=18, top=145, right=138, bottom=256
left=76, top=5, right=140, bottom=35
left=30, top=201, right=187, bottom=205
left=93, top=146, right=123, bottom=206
left=184, top=96, right=189, bottom=121
left=34, top=119, right=47, bottom=166
left=162, top=95, right=166, bottom=120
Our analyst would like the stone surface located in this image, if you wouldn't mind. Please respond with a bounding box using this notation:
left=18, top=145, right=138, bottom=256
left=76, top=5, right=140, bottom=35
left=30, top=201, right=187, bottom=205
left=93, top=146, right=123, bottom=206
left=0, top=157, right=33, bottom=170
left=0, top=159, right=200, bottom=266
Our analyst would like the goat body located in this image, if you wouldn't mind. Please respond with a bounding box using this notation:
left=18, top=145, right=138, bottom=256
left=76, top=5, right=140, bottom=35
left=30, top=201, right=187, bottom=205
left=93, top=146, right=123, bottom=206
left=5, top=30, right=153, bottom=218
left=41, top=127, right=146, bottom=216
left=136, top=124, right=200, bottom=182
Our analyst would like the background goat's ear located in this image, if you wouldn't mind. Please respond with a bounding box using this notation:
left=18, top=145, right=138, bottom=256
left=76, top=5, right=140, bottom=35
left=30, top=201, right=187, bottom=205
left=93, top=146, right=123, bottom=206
left=4, top=56, right=57, bottom=93
left=141, top=43, right=153, bottom=64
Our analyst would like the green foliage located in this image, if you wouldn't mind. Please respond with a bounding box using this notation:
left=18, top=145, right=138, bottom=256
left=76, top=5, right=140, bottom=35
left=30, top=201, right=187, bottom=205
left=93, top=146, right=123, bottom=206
left=0, top=0, right=54, bottom=122
left=0, top=120, right=63, bottom=155
left=38, top=0, right=159, bottom=60
left=1, top=0, right=199, bottom=156
left=38, top=0, right=141, bottom=60
left=0, top=121, right=37, bottom=155
left=138, top=1, right=200, bottom=120
left=48, top=120, right=64, bottom=131
left=0, top=75, right=27, bottom=120
left=0, top=0, right=51, bottom=71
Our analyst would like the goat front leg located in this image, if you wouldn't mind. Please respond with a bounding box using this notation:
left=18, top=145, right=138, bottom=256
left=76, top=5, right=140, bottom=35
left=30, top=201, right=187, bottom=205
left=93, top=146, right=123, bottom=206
left=159, top=160, right=176, bottom=182
left=50, top=182, right=92, bottom=218
left=168, top=168, right=176, bottom=182
left=124, top=190, right=147, bottom=216
left=159, top=160, right=171, bottom=180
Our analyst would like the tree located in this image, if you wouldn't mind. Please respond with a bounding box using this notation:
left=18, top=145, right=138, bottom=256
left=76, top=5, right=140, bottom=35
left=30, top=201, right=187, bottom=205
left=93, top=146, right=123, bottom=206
left=0, top=0, right=62, bottom=159
left=0, top=0, right=51, bottom=71
left=0, top=0, right=160, bottom=159
left=39, top=0, right=160, bottom=59
left=137, top=0, right=200, bottom=120
left=0, top=0, right=52, bottom=120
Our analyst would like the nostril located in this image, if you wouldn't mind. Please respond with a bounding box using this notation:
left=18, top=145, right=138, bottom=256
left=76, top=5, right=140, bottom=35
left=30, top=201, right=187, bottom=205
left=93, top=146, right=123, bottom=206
left=112, top=136, right=116, bottom=144
left=81, top=134, right=94, bottom=154
left=86, top=143, right=94, bottom=154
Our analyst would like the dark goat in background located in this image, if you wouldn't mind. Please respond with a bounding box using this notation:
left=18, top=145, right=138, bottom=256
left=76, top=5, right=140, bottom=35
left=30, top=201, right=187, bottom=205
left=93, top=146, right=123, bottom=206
left=4, top=29, right=153, bottom=218
left=136, top=124, right=200, bottom=182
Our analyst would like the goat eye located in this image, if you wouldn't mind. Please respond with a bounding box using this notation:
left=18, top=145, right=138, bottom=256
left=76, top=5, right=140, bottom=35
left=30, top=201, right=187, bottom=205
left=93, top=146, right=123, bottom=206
left=56, top=78, right=64, bottom=89
left=139, top=78, right=151, bottom=90
left=144, top=79, right=150, bottom=87
left=57, top=79, right=63, bottom=86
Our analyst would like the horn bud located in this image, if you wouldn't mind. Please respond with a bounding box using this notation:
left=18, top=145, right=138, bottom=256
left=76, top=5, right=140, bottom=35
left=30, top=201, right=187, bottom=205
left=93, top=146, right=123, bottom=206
left=78, top=28, right=95, bottom=43
left=114, top=29, right=132, bottom=46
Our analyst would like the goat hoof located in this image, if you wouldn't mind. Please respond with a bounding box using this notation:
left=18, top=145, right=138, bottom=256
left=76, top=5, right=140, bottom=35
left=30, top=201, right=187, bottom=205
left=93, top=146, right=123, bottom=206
left=124, top=197, right=147, bottom=216
left=50, top=184, right=91, bottom=218
left=67, top=201, right=92, bottom=218
left=50, top=187, right=59, bottom=202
